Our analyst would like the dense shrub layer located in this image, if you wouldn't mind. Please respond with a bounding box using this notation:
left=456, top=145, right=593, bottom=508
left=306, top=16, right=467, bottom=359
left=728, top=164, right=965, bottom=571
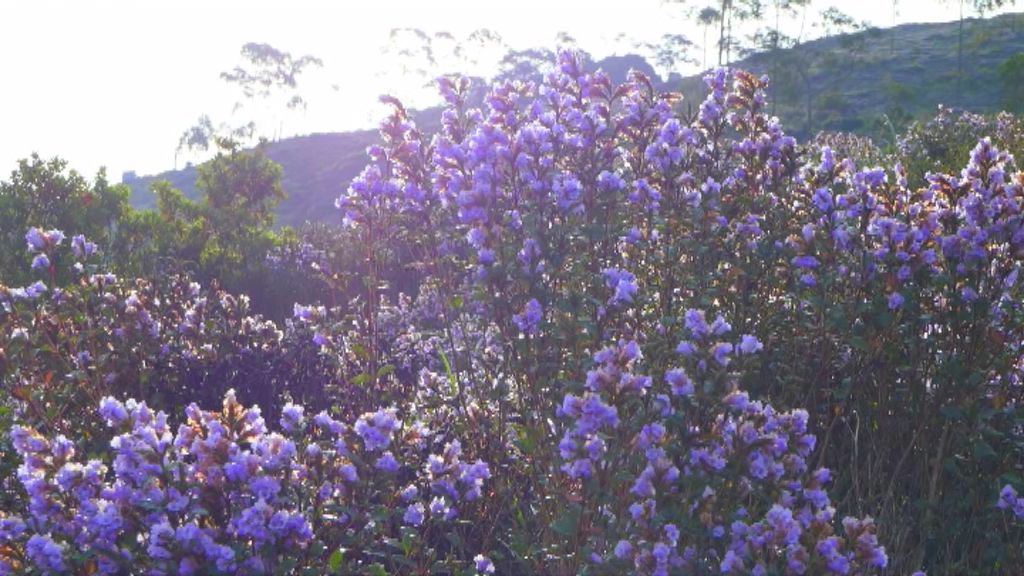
left=3, top=50, right=1024, bottom=574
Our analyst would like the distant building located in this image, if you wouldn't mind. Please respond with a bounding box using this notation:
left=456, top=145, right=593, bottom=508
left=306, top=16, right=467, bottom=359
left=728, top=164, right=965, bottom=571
left=121, top=170, right=138, bottom=184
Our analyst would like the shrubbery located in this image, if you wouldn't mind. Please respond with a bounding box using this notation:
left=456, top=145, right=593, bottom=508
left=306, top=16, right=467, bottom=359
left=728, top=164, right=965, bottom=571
left=2, top=49, right=1024, bottom=574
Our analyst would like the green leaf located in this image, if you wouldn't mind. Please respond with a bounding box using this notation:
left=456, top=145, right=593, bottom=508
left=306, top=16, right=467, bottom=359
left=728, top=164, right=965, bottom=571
left=329, top=549, right=345, bottom=573
left=549, top=503, right=582, bottom=536
left=849, top=336, right=868, bottom=352
left=940, top=405, right=964, bottom=421
left=438, top=349, right=457, bottom=396
left=274, top=557, right=298, bottom=575
left=972, top=439, right=997, bottom=460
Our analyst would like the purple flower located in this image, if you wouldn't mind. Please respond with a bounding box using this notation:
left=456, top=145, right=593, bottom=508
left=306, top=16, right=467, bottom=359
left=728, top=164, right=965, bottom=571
left=31, top=254, right=50, bottom=271
left=812, top=187, right=833, bottom=212
left=665, top=368, right=694, bottom=396
left=400, top=484, right=418, bottom=502
left=887, top=292, right=904, bottom=310
left=711, top=342, right=733, bottom=366
left=71, top=234, right=97, bottom=258
left=602, top=268, right=638, bottom=306
left=466, top=227, right=486, bottom=248
left=0, top=517, right=26, bottom=544
left=25, top=227, right=46, bottom=252
left=997, top=484, right=1021, bottom=517
left=961, top=287, right=979, bottom=302
left=429, top=495, right=450, bottom=517
left=720, top=550, right=744, bottom=573
left=25, top=534, right=65, bottom=573
left=664, top=523, right=679, bottom=544
left=737, top=334, right=763, bottom=355
left=354, top=408, right=400, bottom=451
left=249, top=476, right=281, bottom=500
left=375, top=452, right=399, bottom=473
left=280, top=403, right=305, bottom=433
left=339, top=463, right=358, bottom=483
left=614, top=539, right=633, bottom=559
left=517, top=238, right=541, bottom=273
left=723, top=391, right=750, bottom=411
left=675, top=340, right=697, bottom=356
left=791, top=255, right=820, bottom=269
left=477, top=248, right=496, bottom=265
left=403, top=502, right=425, bottom=527
left=474, top=554, right=495, bottom=575
left=25, top=281, right=47, bottom=299
left=684, top=309, right=710, bottom=338
left=98, top=397, right=129, bottom=426
left=512, top=298, right=543, bottom=335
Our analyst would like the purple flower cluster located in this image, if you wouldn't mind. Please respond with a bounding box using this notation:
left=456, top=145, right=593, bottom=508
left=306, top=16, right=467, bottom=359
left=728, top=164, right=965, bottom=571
left=791, top=135, right=1024, bottom=316
left=512, top=298, right=543, bottom=335
left=24, top=228, right=64, bottom=253
left=562, top=338, right=888, bottom=574
left=0, top=391, right=491, bottom=574
left=997, top=484, right=1024, bottom=519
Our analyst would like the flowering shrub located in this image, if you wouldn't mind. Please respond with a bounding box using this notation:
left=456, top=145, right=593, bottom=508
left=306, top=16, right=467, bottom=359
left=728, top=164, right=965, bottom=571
left=4, top=48, right=1024, bottom=573
left=0, top=391, right=492, bottom=574
left=897, top=105, right=1024, bottom=188
left=0, top=229, right=441, bottom=511
left=327, top=50, right=1024, bottom=572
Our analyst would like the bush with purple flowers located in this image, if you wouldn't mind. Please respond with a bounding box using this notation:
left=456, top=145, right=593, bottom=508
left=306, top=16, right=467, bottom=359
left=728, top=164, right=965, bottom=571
left=5, top=47, right=1024, bottom=574
left=0, top=390, right=492, bottom=574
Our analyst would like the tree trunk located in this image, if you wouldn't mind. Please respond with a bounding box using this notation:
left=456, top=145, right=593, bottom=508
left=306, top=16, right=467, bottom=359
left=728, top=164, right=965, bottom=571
left=891, top=1, right=897, bottom=55
left=718, top=0, right=729, bottom=66
left=958, top=0, right=965, bottom=102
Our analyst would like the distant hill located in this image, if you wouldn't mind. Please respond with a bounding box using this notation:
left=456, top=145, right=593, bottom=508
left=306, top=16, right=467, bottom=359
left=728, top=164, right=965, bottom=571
left=673, top=11, right=1024, bottom=136
left=126, top=13, right=1024, bottom=228
left=127, top=131, right=380, bottom=228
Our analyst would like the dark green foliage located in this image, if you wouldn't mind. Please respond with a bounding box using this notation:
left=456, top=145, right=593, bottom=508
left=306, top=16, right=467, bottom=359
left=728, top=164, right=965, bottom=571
left=999, top=52, right=1024, bottom=112
left=0, top=155, right=129, bottom=284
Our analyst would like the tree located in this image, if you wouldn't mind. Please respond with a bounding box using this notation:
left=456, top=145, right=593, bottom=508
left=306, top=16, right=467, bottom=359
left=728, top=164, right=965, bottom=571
left=668, top=0, right=759, bottom=66
left=197, top=139, right=285, bottom=233
left=377, top=28, right=508, bottom=109
left=220, top=42, right=323, bottom=141
left=777, top=6, right=867, bottom=133
left=890, top=0, right=899, bottom=55
left=632, top=34, right=696, bottom=77
left=697, top=6, right=721, bottom=69
left=107, top=181, right=207, bottom=278
left=743, top=0, right=810, bottom=114
left=0, top=155, right=129, bottom=284
left=946, top=0, right=1017, bottom=95
left=496, top=47, right=556, bottom=82
left=175, top=115, right=215, bottom=169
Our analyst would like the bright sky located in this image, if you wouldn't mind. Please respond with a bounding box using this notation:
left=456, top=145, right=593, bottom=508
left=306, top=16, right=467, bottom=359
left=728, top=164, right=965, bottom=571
left=0, top=0, right=1016, bottom=180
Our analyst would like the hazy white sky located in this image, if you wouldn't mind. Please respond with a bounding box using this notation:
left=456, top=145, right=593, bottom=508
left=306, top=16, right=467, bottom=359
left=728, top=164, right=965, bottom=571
left=0, top=0, right=1016, bottom=180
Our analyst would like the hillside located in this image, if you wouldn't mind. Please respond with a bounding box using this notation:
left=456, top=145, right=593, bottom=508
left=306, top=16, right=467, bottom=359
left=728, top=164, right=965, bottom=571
left=675, top=11, right=1024, bottom=136
left=126, top=130, right=380, bottom=228
left=126, top=12, right=1024, bottom=228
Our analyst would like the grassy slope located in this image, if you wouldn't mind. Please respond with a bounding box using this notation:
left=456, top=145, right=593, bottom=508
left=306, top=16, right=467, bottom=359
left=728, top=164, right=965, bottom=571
left=127, top=13, right=1024, bottom=228
left=673, top=12, right=1024, bottom=137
